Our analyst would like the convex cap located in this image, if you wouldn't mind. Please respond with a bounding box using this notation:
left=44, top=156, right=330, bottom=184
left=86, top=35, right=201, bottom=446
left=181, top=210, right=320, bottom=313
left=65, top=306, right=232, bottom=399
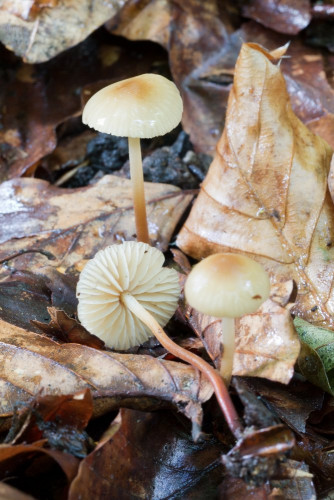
left=82, top=73, right=183, bottom=139
left=76, top=242, right=180, bottom=349
left=185, top=253, right=270, bottom=318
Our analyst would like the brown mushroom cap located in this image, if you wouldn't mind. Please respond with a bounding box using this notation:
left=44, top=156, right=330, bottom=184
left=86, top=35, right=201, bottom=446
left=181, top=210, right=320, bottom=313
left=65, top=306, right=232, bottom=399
left=76, top=242, right=180, bottom=350
left=82, top=74, right=183, bottom=139
left=184, top=253, right=270, bottom=318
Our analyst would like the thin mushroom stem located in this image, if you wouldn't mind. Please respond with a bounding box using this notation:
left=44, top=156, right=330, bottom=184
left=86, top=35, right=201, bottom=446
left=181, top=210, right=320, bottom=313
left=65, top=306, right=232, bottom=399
left=128, top=137, right=150, bottom=244
left=220, top=317, right=235, bottom=387
left=122, top=292, right=243, bottom=439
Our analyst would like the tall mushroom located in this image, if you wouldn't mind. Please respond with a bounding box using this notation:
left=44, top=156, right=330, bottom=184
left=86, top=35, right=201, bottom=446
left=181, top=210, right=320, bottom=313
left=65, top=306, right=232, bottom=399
left=82, top=74, right=183, bottom=243
left=77, top=242, right=242, bottom=438
left=184, top=253, right=270, bottom=386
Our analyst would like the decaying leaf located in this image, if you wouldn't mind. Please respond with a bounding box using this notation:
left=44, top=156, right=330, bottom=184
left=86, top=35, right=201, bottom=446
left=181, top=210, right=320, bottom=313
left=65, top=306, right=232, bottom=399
left=233, top=23, right=334, bottom=151
left=222, top=424, right=295, bottom=485
left=177, top=42, right=334, bottom=329
left=0, top=175, right=193, bottom=277
left=294, top=317, right=334, bottom=395
left=185, top=282, right=300, bottom=384
left=240, top=377, right=324, bottom=434
left=69, top=409, right=225, bottom=499
left=0, top=441, right=79, bottom=492
left=0, top=318, right=213, bottom=436
left=241, top=0, right=311, bottom=35
left=0, top=0, right=124, bottom=63
left=108, top=0, right=235, bottom=155
left=32, top=307, right=105, bottom=349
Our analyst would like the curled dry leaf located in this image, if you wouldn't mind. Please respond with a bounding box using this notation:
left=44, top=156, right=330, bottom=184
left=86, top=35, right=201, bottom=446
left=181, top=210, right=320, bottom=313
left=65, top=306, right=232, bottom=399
left=32, top=307, right=105, bottom=349
left=237, top=23, right=334, bottom=150
left=177, top=43, right=334, bottom=329
left=0, top=319, right=213, bottom=436
left=0, top=0, right=124, bottom=63
left=0, top=176, right=193, bottom=277
left=0, top=440, right=79, bottom=485
left=186, top=282, right=300, bottom=384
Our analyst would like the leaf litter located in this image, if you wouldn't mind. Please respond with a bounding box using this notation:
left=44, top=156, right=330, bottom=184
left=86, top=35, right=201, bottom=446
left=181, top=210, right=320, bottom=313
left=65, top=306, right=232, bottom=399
left=0, top=1, right=334, bottom=498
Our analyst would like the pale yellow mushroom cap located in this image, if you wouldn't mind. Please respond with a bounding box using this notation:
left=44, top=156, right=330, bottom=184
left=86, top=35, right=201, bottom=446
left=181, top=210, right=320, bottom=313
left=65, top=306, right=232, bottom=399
left=184, top=253, right=270, bottom=318
left=82, top=74, right=183, bottom=139
left=76, top=242, right=180, bottom=350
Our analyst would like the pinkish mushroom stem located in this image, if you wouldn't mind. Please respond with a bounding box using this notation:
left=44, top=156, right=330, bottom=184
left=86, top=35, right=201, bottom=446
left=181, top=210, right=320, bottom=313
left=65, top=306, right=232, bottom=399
left=128, top=137, right=149, bottom=244
left=221, top=317, right=235, bottom=386
left=122, top=292, right=243, bottom=439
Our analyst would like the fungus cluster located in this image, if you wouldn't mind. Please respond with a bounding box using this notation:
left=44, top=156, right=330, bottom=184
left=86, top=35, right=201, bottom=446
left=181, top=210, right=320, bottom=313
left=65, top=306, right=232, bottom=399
left=79, top=74, right=270, bottom=440
left=82, top=74, right=183, bottom=243
left=77, top=242, right=242, bottom=438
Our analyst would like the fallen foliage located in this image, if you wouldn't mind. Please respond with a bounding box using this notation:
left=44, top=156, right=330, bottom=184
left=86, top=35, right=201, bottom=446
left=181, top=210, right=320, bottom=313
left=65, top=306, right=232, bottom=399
left=0, top=318, right=213, bottom=436
left=0, top=176, right=193, bottom=279
left=0, top=0, right=124, bottom=63
left=177, top=42, right=334, bottom=331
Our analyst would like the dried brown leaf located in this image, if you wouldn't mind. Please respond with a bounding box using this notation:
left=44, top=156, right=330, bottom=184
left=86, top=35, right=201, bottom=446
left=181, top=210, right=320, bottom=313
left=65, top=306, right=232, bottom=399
left=186, top=283, right=300, bottom=384
left=0, top=176, right=193, bottom=277
left=0, top=319, right=213, bottom=434
left=177, top=43, right=334, bottom=329
left=0, top=0, right=124, bottom=63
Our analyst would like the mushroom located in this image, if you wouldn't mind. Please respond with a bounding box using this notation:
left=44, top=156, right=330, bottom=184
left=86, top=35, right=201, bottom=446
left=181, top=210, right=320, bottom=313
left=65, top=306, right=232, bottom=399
left=184, top=253, right=270, bottom=386
left=77, top=242, right=242, bottom=438
left=82, top=74, right=183, bottom=244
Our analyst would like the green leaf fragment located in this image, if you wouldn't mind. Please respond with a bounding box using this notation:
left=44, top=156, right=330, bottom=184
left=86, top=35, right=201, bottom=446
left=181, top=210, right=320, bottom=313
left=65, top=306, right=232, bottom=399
left=294, top=317, right=334, bottom=395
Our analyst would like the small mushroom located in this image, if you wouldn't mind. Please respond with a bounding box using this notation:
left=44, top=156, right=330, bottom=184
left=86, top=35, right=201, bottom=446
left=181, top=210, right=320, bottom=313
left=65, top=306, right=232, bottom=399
left=184, top=253, right=270, bottom=386
left=77, top=242, right=242, bottom=438
left=82, top=74, right=183, bottom=243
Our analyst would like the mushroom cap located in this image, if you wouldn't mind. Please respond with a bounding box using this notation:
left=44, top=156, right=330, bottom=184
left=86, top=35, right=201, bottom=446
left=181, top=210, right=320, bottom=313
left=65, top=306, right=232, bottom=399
left=184, top=253, right=270, bottom=318
left=82, top=73, right=183, bottom=139
left=76, top=241, right=180, bottom=350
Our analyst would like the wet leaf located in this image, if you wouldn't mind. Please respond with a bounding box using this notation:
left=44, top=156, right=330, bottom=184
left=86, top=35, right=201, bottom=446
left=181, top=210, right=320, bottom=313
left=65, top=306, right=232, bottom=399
left=241, top=0, right=311, bottom=35
left=222, top=425, right=295, bottom=485
left=294, top=317, right=334, bottom=395
left=109, top=6, right=334, bottom=155
left=32, top=307, right=105, bottom=349
left=109, top=0, right=236, bottom=155
left=0, top=0, right=124, bottom=63
left=0, top=176, right=193, bottom=279
left=69, top=409, right=225, bottom=500
left=177, top=43, right=334, bottom=330
left=185, top=282, right=300, bottom=384
left=0, top=319, right=213, bottom=436
left=6, top=390, right=94, bottom=458
left=240, top=377, right=324, bottom=434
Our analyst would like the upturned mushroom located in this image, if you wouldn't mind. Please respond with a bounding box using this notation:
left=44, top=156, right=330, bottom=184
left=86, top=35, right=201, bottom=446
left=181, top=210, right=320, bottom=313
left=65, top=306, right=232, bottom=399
left=82, top=74, right=183, bottom=244
left=184, top=253, right=270, bottom=386
left=77, top=242, right=242, bottom=438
